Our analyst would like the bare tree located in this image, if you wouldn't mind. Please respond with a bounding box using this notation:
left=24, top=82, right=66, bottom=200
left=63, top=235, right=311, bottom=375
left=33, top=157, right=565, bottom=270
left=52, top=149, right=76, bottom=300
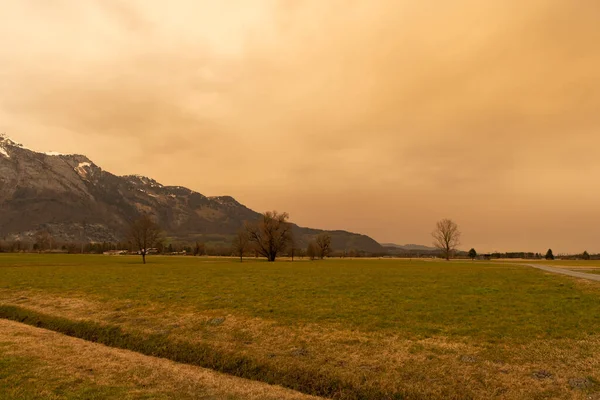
left=34, top=230, right=52, bottom=253
left=315, top=233, right=332, bottom=259
left=288, top=232, right=298, bottom=262
left=307, top=241, right=318, bottom=261
left=432, top=218, right=461, bottom=261
left=128, top=214, right=162, bottom=264
left=80, top=220, right=87, bottom=254
left=245, top=211, right=292, bottom=262
left=194, top=241, right=206, bottom=256
left=232, top=229, right=250, bottom=262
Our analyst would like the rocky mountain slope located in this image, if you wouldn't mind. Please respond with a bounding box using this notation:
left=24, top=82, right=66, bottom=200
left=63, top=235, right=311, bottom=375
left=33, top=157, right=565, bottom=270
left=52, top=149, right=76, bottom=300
left=0, top=134, right=384, bottom=253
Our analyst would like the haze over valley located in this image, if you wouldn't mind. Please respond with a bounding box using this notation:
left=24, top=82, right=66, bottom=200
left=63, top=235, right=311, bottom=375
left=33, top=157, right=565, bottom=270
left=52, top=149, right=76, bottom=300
left=2, top=1, right=600, bottom=253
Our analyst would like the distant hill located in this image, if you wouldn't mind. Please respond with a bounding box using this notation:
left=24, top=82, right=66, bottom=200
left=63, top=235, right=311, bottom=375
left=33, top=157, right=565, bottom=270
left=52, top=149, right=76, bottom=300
left=381, top=243, right=437, bottom=252
left=0, top=134, right=384, bottom=253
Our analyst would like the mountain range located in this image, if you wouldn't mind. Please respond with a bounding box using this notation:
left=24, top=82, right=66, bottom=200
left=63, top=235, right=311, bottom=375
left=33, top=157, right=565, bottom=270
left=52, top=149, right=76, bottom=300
left=0, top=134, right=384, bottom=253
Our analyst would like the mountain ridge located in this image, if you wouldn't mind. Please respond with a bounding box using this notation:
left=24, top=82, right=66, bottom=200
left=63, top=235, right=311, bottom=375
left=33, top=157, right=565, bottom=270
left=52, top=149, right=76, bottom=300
left=0, top=134, right=384, bottom=253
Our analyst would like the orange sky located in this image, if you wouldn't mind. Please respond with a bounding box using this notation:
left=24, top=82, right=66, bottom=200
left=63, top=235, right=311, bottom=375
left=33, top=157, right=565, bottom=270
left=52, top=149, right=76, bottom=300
left=1, top=1, right=600, bottom=253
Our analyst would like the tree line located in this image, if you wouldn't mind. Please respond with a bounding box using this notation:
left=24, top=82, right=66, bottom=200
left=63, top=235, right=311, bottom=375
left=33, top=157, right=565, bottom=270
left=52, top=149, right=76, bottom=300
left=430, top=219, right=594, bottom=262
left=129, top=211, right=335, bottom=263
left=0, top=211, right=337, bottom=264
left=2, top=214, right=594, bottom=263
left=125, top=214, right=600, bottom=263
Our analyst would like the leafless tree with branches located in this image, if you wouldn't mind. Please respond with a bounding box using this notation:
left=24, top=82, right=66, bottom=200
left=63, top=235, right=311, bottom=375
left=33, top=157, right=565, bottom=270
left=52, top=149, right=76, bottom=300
left=245, top=211, right=292, bottom=262
left=315, top=233, right=332, bottom=259
left=34, top=230, right=52, bottom=252
left=128, top=214, right=162, bottom=264
left=432, top=218, right=461, bottom=261
left=232, top=229, right=250, bottom=262
left=307, top=241, right=318, bottom=261
left=288, top=232, right=298, bottom=261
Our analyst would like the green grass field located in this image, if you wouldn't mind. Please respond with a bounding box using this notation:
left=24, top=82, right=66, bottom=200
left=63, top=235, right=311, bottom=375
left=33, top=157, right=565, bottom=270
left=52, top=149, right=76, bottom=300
left=495, top=259, right=600, bottom=274
left=2, top=255, right=600, bottom=399
left=496, top=259, right=600, bottom=268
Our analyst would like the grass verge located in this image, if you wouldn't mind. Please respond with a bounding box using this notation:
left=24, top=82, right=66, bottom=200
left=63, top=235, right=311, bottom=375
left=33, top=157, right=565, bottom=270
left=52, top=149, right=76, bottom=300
left=0, top=318, right=320, bottom=400
left=0, top=304, right=402, bottom=400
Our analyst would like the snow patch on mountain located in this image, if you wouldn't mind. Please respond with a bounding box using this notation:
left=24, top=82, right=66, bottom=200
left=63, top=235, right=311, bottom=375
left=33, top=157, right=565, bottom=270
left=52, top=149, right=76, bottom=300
left=209, top=196, right=239, bottom=206
left=0, top=134, right=19, bottom=157
left=138, top=189, right=159, bottom=198
left=75, top=162, right=93, bottom=177
left=124, top=174, right=164, bottom=188
left=0, top=133, right=81, bottom=159
left=0, top=133, right=23, bottom=148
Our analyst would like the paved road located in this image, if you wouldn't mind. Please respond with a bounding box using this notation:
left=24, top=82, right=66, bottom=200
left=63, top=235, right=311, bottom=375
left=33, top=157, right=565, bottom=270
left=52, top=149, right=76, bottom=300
left=523, top=264, right=600, bottom=282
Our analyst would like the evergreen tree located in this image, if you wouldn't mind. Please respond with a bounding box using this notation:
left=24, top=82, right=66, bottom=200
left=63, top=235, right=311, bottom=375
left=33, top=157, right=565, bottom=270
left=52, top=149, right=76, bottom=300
left=468, top=248, right=477, bottom=260
left=545, top=249, right=555, bottom=260
left=582, top=251, right=591, bottom=260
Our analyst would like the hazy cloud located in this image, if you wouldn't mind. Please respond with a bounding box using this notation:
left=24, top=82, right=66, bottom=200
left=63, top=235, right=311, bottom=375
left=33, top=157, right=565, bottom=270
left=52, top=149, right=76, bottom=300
left=1, top=0, right=599, bottom=252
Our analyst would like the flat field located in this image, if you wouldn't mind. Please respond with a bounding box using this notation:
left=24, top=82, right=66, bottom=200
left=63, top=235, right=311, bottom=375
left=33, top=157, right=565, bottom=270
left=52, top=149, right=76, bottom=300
left=496, top=259, right=600, bottom=274
left=495, top=259, right=600, bottom=268
left=1, top=255, right=600, bottom=399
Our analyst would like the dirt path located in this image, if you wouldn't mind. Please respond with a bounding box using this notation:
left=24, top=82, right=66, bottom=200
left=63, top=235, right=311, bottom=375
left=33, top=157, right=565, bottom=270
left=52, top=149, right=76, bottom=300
left=523, top=264, right=600, bottom=282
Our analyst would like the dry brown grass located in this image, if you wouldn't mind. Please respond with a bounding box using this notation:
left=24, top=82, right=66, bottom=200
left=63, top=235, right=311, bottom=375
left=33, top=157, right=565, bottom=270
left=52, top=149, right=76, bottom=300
left=3, top=289, right=600, bottom=399
left=0, top=318, right=322, bottom=400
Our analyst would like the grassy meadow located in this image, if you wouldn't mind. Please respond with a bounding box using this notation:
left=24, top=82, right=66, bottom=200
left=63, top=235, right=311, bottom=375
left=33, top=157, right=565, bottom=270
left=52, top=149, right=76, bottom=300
left=496, top=259, right=600, bottom=267
left=496, top=259, right=600, bottom=274
left=1, top=255, right=600, bottom=399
